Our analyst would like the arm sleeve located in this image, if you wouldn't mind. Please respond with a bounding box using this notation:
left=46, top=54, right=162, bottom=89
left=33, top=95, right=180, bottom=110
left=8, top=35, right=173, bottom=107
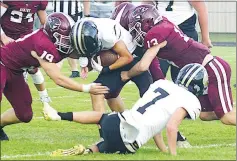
left=102, top=22, right=122, bottom=49
left=149, top=58, right=165, bottom=81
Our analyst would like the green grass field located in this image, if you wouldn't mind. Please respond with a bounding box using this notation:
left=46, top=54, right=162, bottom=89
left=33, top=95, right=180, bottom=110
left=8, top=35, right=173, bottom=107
left=1, top=46, right=236, bottom=160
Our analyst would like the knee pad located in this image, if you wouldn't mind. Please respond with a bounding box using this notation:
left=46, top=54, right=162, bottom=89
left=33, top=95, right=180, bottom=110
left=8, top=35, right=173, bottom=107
left=30, top=69, right=44, bottom=84
left=15, top=108, right=33, bottom=123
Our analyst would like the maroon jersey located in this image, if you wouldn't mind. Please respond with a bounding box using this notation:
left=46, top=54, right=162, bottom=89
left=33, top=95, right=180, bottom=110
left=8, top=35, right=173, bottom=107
left=1, top=29, right=66, bottom=73
left=1, top=1, right=48, bottom=40
left=144, top=18, right=210, bottom=68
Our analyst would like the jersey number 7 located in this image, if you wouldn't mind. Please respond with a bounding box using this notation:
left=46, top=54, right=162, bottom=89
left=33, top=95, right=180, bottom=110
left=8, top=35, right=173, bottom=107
left=137, top=87, right=169, bottom=114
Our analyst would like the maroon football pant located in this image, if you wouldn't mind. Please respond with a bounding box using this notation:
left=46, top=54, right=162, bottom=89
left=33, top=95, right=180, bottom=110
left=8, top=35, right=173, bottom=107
left=199, top=57, right=233, bottom=119
left=0, top=64, right=33, bottom=123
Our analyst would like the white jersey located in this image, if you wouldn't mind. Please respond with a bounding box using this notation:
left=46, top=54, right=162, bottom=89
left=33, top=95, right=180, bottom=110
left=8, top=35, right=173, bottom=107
left=156, top=0, right=195, bottom=25
left=89, top=18, right=136, bottom=53
left=119, top=80, right=201, bottom=148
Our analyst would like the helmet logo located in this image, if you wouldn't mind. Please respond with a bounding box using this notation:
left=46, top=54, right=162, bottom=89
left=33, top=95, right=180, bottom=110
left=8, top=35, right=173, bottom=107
left=132, top=7, right=149, bottom=17
left=48, top=17, right=61, bottom=31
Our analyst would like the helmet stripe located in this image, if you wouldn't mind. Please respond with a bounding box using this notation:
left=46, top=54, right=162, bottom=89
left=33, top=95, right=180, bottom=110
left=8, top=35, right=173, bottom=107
left=78, top=20, right=86, bottom=55
left=181, top=64, right=199, bottom=85
left=73, top=22, right=80, bottom=53
left=185, top=65, right=205, bottom=87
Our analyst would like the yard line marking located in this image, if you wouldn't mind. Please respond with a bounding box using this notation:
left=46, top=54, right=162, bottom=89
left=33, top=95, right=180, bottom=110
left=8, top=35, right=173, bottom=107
left=1, top=152, right=50, bottom=159
left=143, top=143, right=236, bottom=150
left=1, top=143, right=235, bottom=159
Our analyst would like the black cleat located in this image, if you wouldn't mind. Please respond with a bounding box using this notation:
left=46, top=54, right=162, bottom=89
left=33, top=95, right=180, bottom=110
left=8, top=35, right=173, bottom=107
left=69, top=71, right=80, bottom=78
left=0, top=128, right=9, bottom=141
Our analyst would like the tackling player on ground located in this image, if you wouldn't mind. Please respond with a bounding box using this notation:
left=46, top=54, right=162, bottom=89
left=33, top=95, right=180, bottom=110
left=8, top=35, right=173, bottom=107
left=0, top=1, right=52, bottom=107
left=0, top=12, right=109, bottom=141
left=42, top=60, right=204, bottom=156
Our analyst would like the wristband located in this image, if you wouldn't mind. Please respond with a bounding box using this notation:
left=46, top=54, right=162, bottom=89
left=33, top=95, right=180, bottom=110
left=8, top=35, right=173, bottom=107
left=82, top=84, right=92, bottom=93
left=84, top=14, right=90, bottom=17
left=101, top=66, right=111, bottom=74
left=82, top=83, right=96, bottom=92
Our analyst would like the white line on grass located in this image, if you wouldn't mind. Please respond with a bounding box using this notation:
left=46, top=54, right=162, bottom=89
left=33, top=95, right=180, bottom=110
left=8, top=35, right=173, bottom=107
left=1, top=143, right=235, bottom=159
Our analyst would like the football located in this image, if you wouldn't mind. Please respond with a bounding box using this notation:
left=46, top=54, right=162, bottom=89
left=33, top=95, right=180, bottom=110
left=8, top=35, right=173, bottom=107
left=93, top=50, right=119, bottom=67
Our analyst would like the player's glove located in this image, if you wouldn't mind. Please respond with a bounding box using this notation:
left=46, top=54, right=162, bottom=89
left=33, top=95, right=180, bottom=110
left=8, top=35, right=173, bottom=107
left=91, top=57, right=111, bottom=74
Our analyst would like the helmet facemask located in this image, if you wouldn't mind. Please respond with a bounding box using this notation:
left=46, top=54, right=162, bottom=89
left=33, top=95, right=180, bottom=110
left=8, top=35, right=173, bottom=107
left=129, top=22, right=147, bottom=47
left=53, top=32, right=73, bottom=55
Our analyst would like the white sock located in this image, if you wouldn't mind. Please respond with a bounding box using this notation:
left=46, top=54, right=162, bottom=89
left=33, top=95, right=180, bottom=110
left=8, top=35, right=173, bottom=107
left=39, top=89, right=48, bottom=98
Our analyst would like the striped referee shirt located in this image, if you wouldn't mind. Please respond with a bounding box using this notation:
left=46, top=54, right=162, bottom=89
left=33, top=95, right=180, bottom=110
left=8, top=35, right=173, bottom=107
left=53, top=0, right=82, bottom=16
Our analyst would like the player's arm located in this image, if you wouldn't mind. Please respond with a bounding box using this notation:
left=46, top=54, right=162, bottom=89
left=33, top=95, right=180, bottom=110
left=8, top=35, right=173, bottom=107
left=82, top=0, right=90, bottom=16
left=166, top=107, right=188, bottom=155
left=37, top=1, right=48, bottom=25
left=30, top=51, right=109, bottom=95
left=37, top=10, right=47, bottom=25
left=121, top=41, right=167, bottom=81
left=153, top=133, right=168, bottom=153
left=109, top=40, right=134, bottom=70
left=189, top=0, right=212, bottom=48
left=0, top=2, right=14, bottom=45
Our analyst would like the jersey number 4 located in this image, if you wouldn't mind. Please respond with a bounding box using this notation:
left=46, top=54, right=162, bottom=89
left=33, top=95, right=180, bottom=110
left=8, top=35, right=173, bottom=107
left=10, top=10, right=33, bottom=23
left=137, top=87, right=169, bottom=114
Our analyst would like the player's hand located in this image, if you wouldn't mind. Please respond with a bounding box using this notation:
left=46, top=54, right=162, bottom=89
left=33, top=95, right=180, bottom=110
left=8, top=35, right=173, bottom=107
left=31, top=51, right=41, bottom=60
left=202, top=38, right=213, bottom=48
left=91, top=56, right=103, bottom=72
left=158, top=40, right=167, bottom=48
left=121, top=71, right=130, bottom=82
left=80, top=67, right=89, bottom=79
left=83, top=83, right=109, bottom=95
left=1, top=33, right=14, bottom=45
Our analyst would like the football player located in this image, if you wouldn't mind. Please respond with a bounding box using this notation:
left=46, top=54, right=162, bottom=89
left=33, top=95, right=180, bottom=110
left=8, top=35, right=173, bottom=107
left=0, top=1, right=52, bottom=106
left=42, top=61, right=203, bottom=156
left=111, top=2, right=189, bottom=147
left=0, top=12, right=109, bottom=141
left=141, top=0, right=212, bottom=82
left=70, top=17, right=153, bottom=114
left=121, top=4, right=236, bottom=126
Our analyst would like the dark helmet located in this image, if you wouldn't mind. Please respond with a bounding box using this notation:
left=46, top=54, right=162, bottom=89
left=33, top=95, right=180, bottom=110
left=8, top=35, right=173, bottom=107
left=44, top=12, right=75, bottom=55
left=128, top=4, right=162, bottom=47
left=111, top=2, right=136, bottom=30
left=175, top=63, right=209, bottom=97
left=70, top=19, right=102, bottom=57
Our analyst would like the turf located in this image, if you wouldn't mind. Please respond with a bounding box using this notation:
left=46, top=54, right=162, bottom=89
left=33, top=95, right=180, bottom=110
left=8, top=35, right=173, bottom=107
left=1, top=46, right=236, bottom=160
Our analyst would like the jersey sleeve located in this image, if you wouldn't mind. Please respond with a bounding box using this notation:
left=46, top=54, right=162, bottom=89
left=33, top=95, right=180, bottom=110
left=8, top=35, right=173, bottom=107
left=39, top=0, right=48, bottom=10
left=101, top=22, right=122, bottom=49
left=144, top=31, right=166, bottom=49
left=183, top=95, right=201, bottom=120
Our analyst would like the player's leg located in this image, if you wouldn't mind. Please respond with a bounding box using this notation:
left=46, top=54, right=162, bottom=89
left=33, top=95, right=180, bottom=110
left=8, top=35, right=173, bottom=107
left=28, top=68, right=51, bottom=103
left=106, top=95, right=125, bottom=112
left=206, top=57, right=235, bottom=125
left=159, top=59, right=170, bottom=77
left=67, top=58, right=80, bottom=78
left=1, top=73, right=33, bottom=140
left=90, top=94, right=106, bottom=112
left=131, top=69, right=153, bottom=97
left=93, top=71, right=128, bottom=112
left=0, top=65, right=9, bottom=141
